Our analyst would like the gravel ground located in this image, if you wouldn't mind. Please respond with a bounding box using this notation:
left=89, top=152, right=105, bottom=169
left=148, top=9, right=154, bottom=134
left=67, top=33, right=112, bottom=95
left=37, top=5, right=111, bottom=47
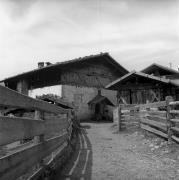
left=55, top=122, right=179, bottom=180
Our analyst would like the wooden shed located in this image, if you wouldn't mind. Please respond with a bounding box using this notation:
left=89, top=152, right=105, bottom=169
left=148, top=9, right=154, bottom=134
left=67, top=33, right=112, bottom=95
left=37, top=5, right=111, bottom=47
left=106, top=71, right=179, bottom=104
left=88, top=90, right=114, bottom=121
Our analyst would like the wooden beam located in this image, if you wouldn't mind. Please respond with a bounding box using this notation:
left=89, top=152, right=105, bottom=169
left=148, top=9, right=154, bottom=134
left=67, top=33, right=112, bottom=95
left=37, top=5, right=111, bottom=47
left=140, top=124, right=168, bottom=138
left=0, top=85, right=68, bottom=114
left=146, top=114, right=166, bottom=121
left=140, top=119, right=167, bottom=131
left=135, top=101, right=166, bottom=109
left=170, top=119, right=179, bottom=123
left=45, top=117, right=69, bottom=138
left=27, top=143, right=67, bottom=180
left=0, top=116, right=45, bottom=146
left=0, top=133, right=68, bottom=180
left=170, top=110, right=179, bottom=115
left=171, top=135, right=179, bottom=144
left=171, top=127, right=179, bottom=134
left=146, top=111, right=166, bottom=117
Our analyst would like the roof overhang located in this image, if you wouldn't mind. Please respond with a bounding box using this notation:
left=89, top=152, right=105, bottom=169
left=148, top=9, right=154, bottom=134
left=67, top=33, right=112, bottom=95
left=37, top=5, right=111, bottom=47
left=1, top=53, right=129, bottom=89
left=106, top=71, right=179, bottom=90
left=141, top=63, right=179, bottom=76
left=88, top=95, right=115, bottom=106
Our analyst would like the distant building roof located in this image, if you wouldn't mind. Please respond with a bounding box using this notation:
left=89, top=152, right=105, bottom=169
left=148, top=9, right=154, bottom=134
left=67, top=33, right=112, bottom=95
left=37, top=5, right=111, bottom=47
left=88, top=94, right=115, bottom=106
left=106, top=71, right=179, bottom=90
left=1, top=52, right=128, bottom=89
left=37, top=94, right=73, bottom=109
left=141, top=63, right=179, bottom=76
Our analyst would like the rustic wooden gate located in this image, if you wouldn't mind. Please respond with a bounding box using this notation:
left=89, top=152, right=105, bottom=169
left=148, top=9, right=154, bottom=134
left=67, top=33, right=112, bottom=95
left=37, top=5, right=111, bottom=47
left=115, top=96, right=179, bottom=144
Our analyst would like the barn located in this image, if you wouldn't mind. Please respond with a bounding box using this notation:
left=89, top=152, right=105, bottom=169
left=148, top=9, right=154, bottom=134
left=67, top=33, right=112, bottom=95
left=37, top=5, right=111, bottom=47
left=106, top=64, right=179, bottom=104
left=0, top=53, right=128, bottom=121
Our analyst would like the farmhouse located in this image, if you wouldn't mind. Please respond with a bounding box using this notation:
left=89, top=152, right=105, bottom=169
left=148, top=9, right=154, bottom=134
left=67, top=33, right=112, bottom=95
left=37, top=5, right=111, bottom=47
left=106, top=64, right=179, bottom=104
left=0, top=53, right=128, bottom=121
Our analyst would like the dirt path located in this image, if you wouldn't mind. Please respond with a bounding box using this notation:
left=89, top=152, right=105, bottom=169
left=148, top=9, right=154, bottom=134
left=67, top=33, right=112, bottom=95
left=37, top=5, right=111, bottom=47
left=55, top=123, right=179, bottom=180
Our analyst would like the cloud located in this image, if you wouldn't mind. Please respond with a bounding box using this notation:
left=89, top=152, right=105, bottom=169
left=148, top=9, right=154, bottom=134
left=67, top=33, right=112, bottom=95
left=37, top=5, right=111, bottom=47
left=0, top=0, right=178, bottom=79
left=0, top=0, right=38, bottom=20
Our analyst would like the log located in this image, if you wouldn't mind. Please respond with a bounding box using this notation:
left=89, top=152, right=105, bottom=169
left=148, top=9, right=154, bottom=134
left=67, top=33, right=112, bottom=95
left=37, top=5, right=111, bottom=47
left=0, top=85, right=68, bottom=114
left=171, top=127, right=179, bottom=134
left=170, top=119, right=179, bottom=123
left=146, top=114, right=166, bottom=122
left=140, top=124, right=168, bottom=138
left=140, top=119, right=167, bottom=131
left=170, top=110, right=179, bottom=115
left=27, top=142, right=67, bottom=180
left=171, top=135, right=179, bottom=143
left=169, top=101, right=179, bottom=106
left=135, top=101, right=166, bottom=109
left=147, top=111, right=166, bottom=117
left=0, top=133, right=68, bottom=180
left=0, top=116, right=45, bottom=146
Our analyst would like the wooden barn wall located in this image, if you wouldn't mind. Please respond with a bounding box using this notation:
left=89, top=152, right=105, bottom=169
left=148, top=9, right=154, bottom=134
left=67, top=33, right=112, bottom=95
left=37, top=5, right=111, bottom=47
left=118, top=86, right=179, bottom=104
left=60, top=63, right=119, bottom=88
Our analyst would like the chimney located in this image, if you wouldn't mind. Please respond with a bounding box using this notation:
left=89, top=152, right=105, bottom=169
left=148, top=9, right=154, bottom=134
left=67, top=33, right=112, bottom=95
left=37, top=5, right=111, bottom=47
left=38, top=62, right=44, bottom=68
left=46, top=62, right=52, bottom=66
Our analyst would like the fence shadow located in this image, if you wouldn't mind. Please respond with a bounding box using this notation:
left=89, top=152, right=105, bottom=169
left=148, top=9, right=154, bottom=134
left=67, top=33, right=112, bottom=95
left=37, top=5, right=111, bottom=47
left=55, top=128, right=93, bottom=180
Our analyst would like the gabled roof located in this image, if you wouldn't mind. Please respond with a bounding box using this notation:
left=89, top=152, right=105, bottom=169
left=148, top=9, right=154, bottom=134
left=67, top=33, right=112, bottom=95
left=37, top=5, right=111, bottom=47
left=88, top=95, right=114, bottom=106
left=1, top=52, right=128, bottom=89
left=141, top=63, right=179, bottom=76
left=106, top=71, right=179, bottom=90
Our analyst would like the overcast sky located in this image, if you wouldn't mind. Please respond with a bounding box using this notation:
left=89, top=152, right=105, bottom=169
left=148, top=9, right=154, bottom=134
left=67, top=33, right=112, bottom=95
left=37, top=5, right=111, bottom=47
left=0, top=0, right=178, bottom=80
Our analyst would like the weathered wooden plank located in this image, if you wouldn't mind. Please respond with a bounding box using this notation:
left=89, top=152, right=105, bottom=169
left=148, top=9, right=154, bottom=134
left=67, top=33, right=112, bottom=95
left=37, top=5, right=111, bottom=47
left=0, top=85, right=68, bottom=114
left=140, top=124, right=168, bottom=138
left=28, top=141, right=67, bottom=180
left=0, top=116, right=45, bottom=146
left=171, top=135, right=179, bottom=143
left=146, top=111, right=166, bottom=117
left=170, top=110, right=179, bottom=114
left=122, top=111, right=166, bottom=121
left=121, top=112, right=130, bottom=116
left=171, top=127, right=179, bottom=134
left=135, top=101, right=166, bottom=109
left=45, top=118, right=69, bottom=132
left=140, top=119, right=167, bottom=131
left=0, top=133, right=68, bottom=180
left=170, top=119, right=179, bottom=123
left=146, top=114, right=166, bottom=122
left=122, top=110, right=166, bottom=117
left=169, top=101, right=179, bottom=106
left=120, top=104, right=137, bottom=111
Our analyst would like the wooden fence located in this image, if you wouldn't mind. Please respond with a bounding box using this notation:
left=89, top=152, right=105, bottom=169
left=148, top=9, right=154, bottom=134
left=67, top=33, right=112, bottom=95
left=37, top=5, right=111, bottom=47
left=0, top=85, right=73, bottom=180
left=116, top=96, right=179, bottom=144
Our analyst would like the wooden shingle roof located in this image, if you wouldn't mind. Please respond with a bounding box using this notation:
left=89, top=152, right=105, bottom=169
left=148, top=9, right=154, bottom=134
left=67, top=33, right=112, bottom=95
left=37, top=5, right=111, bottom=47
left=141, top=63, right=179, bottom=76
left=106, top=71, right=179, bottom=90
left=1, top=53, right=128, bottom=89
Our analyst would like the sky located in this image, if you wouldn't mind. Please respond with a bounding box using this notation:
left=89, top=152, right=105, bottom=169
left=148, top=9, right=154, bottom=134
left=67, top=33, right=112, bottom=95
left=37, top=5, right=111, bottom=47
left=0, top=0, right=179, bottom=80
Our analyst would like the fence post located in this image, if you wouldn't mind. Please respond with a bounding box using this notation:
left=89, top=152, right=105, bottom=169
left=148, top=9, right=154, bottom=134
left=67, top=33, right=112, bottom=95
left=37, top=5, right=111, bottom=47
left=118, top=105, right=122, bottom=131
left=34, top=110, right=45, bottom=143
left=166, top=96, right=174, bottom=144
left=67, top=111, right=72, bottom=139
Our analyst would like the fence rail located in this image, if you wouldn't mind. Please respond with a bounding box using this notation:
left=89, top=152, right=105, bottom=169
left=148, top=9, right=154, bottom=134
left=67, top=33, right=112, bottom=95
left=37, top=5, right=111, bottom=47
left=115, top=96, right=179, bottom=144
left=0, top=85, right=73, bottom=180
